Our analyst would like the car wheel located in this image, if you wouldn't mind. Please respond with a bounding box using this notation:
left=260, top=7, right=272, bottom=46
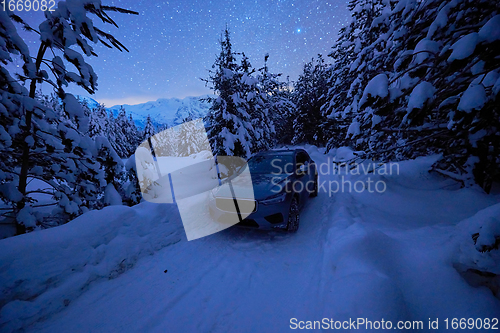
left=286, top=197, right=300, bottom=232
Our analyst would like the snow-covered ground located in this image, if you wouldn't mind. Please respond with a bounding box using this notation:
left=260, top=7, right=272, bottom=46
left=1, top=146, right=499, bottom=332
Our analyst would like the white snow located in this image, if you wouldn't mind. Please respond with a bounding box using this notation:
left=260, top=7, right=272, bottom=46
left=494, top=76, right=500, bottom=96
left=359, top=74, right=389, bottom=106
left=125, top=154, right=137, bottom=172
left=0, top=203, right=182, bottom=332
left=478, top=15, right=500, bottom=43
left=413, top=38, right=439, bottom=64
left=0, top=146, right=499, bottom=332
left=448, top=33, right=479, bottom=62
left=346, top=121, right=361, bottom=139
left=63, top=94, right=84, bottom=118
left=333, top=146, right=364, bottom=162
left=427, top=0, right=454, bottom=39
left=471, top=60, right=485, bottom=75
left=455, top=203, right=500, bottom=274
left=16, top=206, right=37, bottom=228
left=458, top=84, right=487, bottom=113
left=483, top=70, right=500, bottom=87
left=104, top=184, right=123, bottom=206
left=371, top=114, right=382, bottom=127
left=407, top=81, right=436, bottom=112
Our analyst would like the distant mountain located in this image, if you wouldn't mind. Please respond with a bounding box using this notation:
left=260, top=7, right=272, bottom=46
left=107, top=96, right=212, bottom=129
left=75, top=96, right=100, bottom=110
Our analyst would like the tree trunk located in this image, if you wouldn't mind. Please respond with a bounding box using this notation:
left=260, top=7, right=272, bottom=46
left=16, top=43, right=47, bottom=235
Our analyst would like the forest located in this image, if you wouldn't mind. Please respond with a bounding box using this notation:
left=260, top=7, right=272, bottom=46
left=0, top=0, right=499, bottom=236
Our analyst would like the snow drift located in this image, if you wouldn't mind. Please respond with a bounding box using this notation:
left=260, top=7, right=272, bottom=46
left=0, top=202, right=183, bottom=332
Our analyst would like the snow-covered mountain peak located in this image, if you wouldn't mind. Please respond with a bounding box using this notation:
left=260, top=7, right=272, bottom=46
left=107, top=95, right=212, bottom=129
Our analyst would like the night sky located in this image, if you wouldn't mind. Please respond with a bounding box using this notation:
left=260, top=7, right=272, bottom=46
left=16, top=0, right=350, bottom=106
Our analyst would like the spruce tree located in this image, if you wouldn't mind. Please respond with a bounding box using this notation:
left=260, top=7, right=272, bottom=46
left=292, top=55, right=329, bottom=145
left=203, top=28, right=255, bottom=158
left=257, top=54, right=294, bottom=146
left=322, top=0, right=389, bottom=151
left=143, top=115, right=156, bottom=141
left=89, top=103, right=109, bottom=138
left=127, top=113, right=141, bottom=154
left=111, top=107, right=130, bottom=158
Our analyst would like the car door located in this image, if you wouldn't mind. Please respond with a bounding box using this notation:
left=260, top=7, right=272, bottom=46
left=295, top=151, right=311, bottom=206
left=305, top=151, right=316, bottom=180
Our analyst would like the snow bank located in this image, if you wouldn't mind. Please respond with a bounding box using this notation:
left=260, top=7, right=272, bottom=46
left=455, top=203, right=500, bottom=274
left=322, top=223, right=410, bottom=325
left=0, top=202, right=183, bottom=332
left=104, top=184, right=123, bottom=206
left=334, top=146, right=365, bottom=162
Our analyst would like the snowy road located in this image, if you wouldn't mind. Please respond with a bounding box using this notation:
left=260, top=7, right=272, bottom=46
left=6, top=148, right=500, bottom=332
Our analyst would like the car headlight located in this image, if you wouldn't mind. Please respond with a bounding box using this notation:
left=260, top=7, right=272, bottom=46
left=260, top=192, right=287, bottom=205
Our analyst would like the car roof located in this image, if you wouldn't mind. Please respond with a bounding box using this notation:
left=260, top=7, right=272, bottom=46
left=253, top=149, right=296, bottom=156
left=250, top=148, right=310, bottom=159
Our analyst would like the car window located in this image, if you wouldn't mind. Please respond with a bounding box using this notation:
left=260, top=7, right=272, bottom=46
left=296, top=152, right=308, bottom=169
left=248, top=154, right=294, bottom=174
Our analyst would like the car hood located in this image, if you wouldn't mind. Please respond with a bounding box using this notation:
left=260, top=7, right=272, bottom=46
left=214, top=173, right=290, bottom=201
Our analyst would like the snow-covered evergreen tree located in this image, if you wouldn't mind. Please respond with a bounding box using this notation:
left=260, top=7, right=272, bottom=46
left=89, top=103, right=109, bottom=138
left=323, top=0, right=500, bottom=192
left=94, top=136, right=125, bottom=208
left=125, top=111, right=141, bottom=156
left=84, top=104, right=138, bottom=159
left=234, top=53, right=274, bottom=153
left=322, top=0, right=390, bottom=150
left=256, top=54, right=295, bottom=146
left=109, top=106, right=130, bottom=158
left=150, top=123, right=177, bottom=156
left=176, top=117, right=209, bottom=156
left=203, top=28, right=255, bottom=158
left=123, top=154, right=142, bottom=206
left=292, top=55, right=329, bottom=145
left=258, top=65, right=295, bottom=146
left=0, top=3, right=137, bottom=233
left=143, top=115, right=156, bottom=141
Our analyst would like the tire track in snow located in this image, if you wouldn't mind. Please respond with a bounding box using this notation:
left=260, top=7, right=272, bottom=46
left=314, top=161, right=413, bottom=325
